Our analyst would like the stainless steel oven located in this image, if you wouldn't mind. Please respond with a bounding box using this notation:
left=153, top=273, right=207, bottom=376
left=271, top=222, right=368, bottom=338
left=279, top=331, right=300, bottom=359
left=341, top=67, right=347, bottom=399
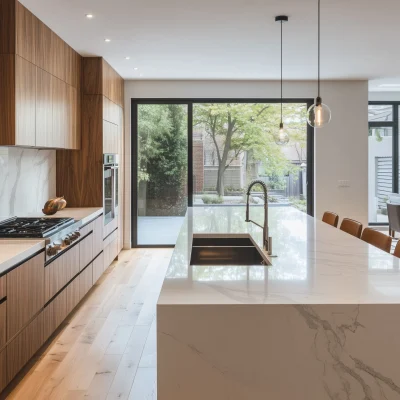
left=103, top=154, right=119, bottom=227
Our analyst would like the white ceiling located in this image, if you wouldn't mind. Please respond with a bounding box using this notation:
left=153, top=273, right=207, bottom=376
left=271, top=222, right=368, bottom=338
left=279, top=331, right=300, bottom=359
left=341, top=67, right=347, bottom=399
left=20, top=0, right=400, bottom=81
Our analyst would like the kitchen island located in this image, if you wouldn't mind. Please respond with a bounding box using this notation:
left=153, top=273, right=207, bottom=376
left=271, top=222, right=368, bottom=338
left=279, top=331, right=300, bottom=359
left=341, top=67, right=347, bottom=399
left=157, top=206, right=400, bottom=400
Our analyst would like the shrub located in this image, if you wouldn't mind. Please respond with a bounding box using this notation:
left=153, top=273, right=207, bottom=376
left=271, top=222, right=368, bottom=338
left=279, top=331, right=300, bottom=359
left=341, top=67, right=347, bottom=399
left=202, top=195, right=224, bottom=205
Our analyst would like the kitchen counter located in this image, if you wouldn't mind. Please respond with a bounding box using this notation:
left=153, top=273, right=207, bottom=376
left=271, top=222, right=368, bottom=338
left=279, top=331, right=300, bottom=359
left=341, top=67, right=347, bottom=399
left=157, top=206, right=400, bottom=400
left=0, top=207, right=102, bottom=276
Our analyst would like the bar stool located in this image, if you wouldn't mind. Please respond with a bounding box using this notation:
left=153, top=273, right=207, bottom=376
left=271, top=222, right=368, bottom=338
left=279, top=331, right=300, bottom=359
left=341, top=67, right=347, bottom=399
left=361, top=228, right=392, bottom=253
left=339, top=218, right=363, bottom=238
left=322, top=211, right=339, bottom=228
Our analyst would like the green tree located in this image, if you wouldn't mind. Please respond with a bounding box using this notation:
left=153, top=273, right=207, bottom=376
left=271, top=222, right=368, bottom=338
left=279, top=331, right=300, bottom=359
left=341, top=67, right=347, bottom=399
left=193, top=103, right=306, bottom=196
left=138, top=104, right=187, bottom=215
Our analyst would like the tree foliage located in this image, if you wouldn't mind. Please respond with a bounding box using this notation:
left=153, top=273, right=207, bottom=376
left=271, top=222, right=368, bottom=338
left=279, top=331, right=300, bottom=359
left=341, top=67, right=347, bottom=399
left=193, top=103, right=307, bottom=195
left=138, top=104, right=187, bottom=214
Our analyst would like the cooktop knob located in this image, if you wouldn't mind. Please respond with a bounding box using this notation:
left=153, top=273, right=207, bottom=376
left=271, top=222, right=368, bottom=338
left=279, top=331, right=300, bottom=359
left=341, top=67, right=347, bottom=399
left=63, top=237, right=72, bottom=246
left=75, top=231, right=81, bottom=237
left=47, top=246, right=58, bottom=256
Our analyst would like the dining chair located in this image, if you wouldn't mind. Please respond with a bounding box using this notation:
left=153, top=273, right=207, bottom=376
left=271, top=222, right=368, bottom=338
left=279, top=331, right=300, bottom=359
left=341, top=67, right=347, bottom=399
left=361, top=228, right=392, bottom=253
left=393, top=240, right=400, bottom=258
left=322, top=211, right=339, bottom=228
left=339, top=218, right=363, bottom=238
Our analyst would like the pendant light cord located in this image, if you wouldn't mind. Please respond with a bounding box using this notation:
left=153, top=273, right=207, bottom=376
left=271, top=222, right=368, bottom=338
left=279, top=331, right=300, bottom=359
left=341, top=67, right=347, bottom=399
left=280, top=19, right=283, bottom=124
left=318, top=0, right=321, bottom=98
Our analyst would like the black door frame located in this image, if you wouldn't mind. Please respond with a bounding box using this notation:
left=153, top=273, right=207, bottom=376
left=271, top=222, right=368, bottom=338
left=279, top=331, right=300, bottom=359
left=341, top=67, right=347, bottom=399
left=131, top=98, right=315, bottom=247
left=369, top=101, right=400, bottom=226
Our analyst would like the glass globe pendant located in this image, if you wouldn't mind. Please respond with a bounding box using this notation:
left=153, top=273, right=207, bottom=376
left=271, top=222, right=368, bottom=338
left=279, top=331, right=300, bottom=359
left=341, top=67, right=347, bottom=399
left=307, top=96, right=331, bottom=128
left=274, top=122, right=290, bottom=145
left=275, top=15, right=289, bottom=146
left=307, top=0, right=331, bottom=128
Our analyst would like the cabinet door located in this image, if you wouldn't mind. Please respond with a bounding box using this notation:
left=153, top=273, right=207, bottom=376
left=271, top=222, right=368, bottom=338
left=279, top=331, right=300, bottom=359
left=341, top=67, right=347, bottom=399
left=7, top=311, right=44, bottom=383
left=43, top=289, right=67, bottom=342
left=64, top=243, right=80, bottom=283
left=79, top=263, right=93, bottom=299
left=79, top=234, right=93, bottom=271
left=103, top=120, right=118, bottom=154
left=52, top=76, right=67, bottom=148
left=67, top=85, right=79, bottom=149
left=0, top=348, right=6, bottom=393
left=93, top=252, right=104, bottom=285
left=7, top=252, right=45, bottom=340
left=15, top=56, right=36, bottom=146
left=36, top=20, right=52, bottom=73
left=36, top=68, right=53, bottom=147
left=16, top=2, right=37, bottom=64
left=50, top=31, right=66, bottom=81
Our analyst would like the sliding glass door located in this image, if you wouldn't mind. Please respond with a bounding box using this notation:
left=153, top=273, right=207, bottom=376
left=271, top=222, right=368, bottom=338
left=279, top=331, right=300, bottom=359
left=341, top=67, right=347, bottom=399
left=132, top=99, right=314, bottom=247
left=368, top=102, right=399, bottom=224
left=135, top=104, right=188, bottom=245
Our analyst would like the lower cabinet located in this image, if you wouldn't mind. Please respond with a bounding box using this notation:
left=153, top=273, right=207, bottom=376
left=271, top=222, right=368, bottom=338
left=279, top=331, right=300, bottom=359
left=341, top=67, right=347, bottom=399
left=66, top=275, right=81, bottom=313
left=0, top=301, right=6, bottom=350
left=79, top=263, right=93, bottom=299
left=79, top=233, right=93, bottom=272
left=0, top=348, right=6, bottom=393
left=93, top=252, right=104, bottom=284
left=7, top=311, right=44, bottom=383
left=43, top=289, right=67, bottom=342
left=103, top=230, right=118, bottom=270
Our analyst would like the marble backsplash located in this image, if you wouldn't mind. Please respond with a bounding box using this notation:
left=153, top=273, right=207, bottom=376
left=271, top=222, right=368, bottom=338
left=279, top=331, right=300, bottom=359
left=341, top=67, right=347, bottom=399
left=0, top=147, right=56, bottom=216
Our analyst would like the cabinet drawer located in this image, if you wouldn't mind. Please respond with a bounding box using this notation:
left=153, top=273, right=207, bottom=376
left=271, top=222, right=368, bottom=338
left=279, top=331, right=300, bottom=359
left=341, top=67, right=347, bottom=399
left=0, top=348, right=6, bottom=393
left=93, top=253, right=104, bottom=285
left=0, top=301, right=6, bottom=350
left=93, top=216, right=103, bottom=258
left=104, top=230, right=118, bottom=270
left=79, top=263, right=93, bottom=300
left=79, top=234, right=93, bottom=271
left=80, top=220, right=94, bottom=238
left=43, top=289, right=67, bottom=342
left=7, top=311, right=44, bottom=383
left=66, top=276, right=81, bottom=314
left=7, top=252, right=45, bottom=340
left=44, top=244, right=79, bottom=303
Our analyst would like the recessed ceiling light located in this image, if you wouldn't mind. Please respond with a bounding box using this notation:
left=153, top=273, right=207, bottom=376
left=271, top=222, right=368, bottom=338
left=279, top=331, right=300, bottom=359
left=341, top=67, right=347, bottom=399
left=133, top=67, right=138, bottom=70
left=125, top=57, right=130, bottom=60
left=379, top=84, right=400, bottom=88
left=85, top=14, right=94, bottom=19
left=104, top=38, right=111, bottom=42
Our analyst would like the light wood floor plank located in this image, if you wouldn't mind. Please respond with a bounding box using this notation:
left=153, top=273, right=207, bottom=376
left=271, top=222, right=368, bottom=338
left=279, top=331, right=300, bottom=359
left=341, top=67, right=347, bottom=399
left=6, top=249, right=172, bottom=400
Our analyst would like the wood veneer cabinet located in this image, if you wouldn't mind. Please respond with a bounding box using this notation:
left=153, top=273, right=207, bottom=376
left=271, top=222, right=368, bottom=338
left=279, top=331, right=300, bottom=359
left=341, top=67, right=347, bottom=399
left=6, top=252, right=44, bottom=341
left=79, top=263, right=93, bottom=299
left=6, top=311, right=44, bottom=383
left=43, top=288, right=67, bottom=342
left=0, top=275, right=5, bottom=351
left=0, top=348, right=6, bottom=393
left=0, top=0, right=81, bottom=148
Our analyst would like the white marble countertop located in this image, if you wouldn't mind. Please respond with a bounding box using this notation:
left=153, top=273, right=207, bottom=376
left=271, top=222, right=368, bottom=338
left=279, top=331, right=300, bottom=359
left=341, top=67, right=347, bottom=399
left=158, top=206, right=400, bottom=305
left=0, top=207, right=103, bottom=276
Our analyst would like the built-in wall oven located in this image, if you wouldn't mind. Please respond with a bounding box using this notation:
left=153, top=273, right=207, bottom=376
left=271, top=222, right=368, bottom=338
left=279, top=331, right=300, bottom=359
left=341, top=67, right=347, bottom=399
left=103, top=154, right=119, bottom=227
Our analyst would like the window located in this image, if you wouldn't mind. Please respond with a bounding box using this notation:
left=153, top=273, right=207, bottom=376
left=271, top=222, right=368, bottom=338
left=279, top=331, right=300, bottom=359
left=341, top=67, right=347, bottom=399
left=368, top=103, right=399, bottom=224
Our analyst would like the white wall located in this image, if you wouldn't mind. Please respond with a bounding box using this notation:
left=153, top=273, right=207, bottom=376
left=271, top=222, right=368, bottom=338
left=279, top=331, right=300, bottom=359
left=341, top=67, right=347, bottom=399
left=124, top=80, right=368, bottom=247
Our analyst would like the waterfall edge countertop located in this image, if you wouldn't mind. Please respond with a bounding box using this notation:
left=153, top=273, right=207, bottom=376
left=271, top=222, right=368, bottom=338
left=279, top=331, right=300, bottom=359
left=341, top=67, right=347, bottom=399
left=0, top=207, right=102, bottom=276
left=158, top=206, right=400, bottom=305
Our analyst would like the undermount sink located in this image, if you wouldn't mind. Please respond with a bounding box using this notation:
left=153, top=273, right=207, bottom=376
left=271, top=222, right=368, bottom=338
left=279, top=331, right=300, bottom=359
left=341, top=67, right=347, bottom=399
left=190, top=235, right=271, bottom=266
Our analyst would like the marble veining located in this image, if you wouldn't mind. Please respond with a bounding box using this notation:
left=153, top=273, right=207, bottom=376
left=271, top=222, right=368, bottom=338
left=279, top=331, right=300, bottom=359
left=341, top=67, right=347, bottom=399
left=0, top=147, right=56, bottom=216
left=159, top=206, right=400, bottom=305
left=158, top=206, right=400, bottom=399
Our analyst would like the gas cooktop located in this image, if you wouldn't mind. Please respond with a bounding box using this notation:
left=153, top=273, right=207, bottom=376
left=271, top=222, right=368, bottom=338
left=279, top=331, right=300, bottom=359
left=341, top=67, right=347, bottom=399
left=0, top=217, right=75, bottom=238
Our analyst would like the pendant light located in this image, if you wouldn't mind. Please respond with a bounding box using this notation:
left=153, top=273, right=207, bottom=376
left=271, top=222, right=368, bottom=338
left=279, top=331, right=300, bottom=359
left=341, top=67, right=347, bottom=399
left=274, top=15, right=289, bottom=146
left=307, top=0, right=331, bottom=128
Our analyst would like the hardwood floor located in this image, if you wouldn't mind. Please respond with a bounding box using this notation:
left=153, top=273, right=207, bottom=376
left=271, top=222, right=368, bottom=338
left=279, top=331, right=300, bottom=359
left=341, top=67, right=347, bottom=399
left=3, top=248, right=172, bottom=400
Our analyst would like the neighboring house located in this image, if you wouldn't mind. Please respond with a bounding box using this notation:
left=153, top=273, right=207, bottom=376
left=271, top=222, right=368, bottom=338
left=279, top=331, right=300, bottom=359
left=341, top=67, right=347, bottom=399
left=193, top=126, right=307, bottom=196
